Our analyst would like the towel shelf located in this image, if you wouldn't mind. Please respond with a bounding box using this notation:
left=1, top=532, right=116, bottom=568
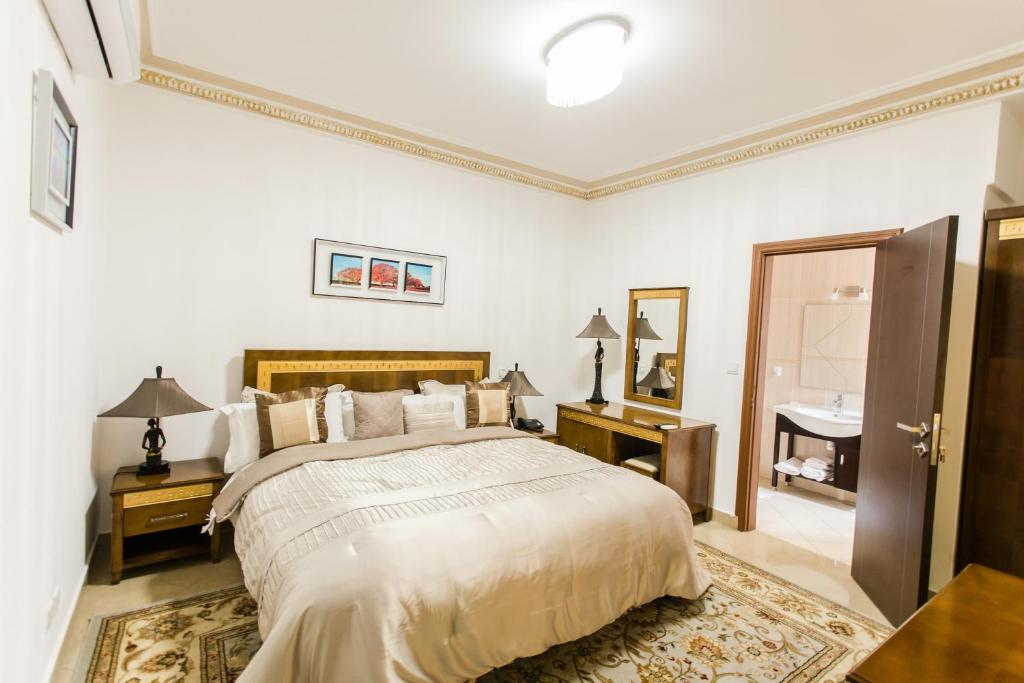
left=771, top=412, right=860, bottom=493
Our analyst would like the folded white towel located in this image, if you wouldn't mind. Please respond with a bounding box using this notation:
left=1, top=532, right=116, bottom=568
left=804, top=457, right=833, bottom=469
left=774, top=457, right=804, bottom=476
left=800, top=465, right=834, bottom=482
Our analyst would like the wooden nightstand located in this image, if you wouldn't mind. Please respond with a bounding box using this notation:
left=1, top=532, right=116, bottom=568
left=517, top=428, right=559, bottom=443
left=110, top=457, right=224, bottom=584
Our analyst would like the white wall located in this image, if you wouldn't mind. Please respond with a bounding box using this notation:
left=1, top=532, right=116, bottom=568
left=90, top=81, right=586, bottom=530
left=0, top=2, right=109, bottom=681
left=580, top=103, right=1005, bottom=591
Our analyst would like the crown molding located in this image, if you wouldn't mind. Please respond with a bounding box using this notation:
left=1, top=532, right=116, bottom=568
left=138, top=69, right=589, bottom=199
left=586, top=71, right=1024, bottom=199
left=137, top=1, right=1024, bottom=201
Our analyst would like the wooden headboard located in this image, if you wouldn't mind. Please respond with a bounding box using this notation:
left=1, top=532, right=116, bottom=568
left=242, top=350, right=490, bottom=393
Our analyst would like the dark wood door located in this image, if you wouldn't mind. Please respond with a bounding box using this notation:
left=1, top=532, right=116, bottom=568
left=852, top=216, right=957, bottom=626
left=957, top=208, right=1024, bottom=576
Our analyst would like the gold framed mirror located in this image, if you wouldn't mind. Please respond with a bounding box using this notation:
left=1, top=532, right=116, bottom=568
left=624, top=287, right=689, bottom=410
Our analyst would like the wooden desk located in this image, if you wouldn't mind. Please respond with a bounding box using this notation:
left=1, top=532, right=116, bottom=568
left=556, top=402, right=715, bottom=521
left=847, top=564, right=1024, bottom=682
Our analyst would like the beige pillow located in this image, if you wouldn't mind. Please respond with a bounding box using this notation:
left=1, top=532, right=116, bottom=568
left=254, top=387, right=328, bottom=456
left=403, top=399, right=457, bottom=434
left=352, top=389, right=411, bottom=440
left=464, top=381, right=510, bottom=428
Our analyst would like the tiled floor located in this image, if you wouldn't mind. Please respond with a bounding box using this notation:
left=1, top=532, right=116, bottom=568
left=51, top=518, right=886, bottom=682
left=754, top=479, right=856, bottom=565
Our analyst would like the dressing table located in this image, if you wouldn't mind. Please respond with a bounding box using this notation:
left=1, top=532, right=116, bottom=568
left=557, top=401, right=714, bottom=521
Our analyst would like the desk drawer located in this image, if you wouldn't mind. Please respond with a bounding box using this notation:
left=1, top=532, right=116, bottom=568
left=124, top=496, right=212, bottom=537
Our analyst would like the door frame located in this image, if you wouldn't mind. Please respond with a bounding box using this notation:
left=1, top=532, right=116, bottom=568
left=735, top=228, right=903, bottom=532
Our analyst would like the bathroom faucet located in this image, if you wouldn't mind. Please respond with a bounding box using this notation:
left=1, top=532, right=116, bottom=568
left=833, top=393, right=844, bottom=413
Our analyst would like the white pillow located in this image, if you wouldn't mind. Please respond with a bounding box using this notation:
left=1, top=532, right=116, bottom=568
left=418, top=378, right=495, bottom=397
left=325, top=390, right=356, bottom=442
left=221, top=402, right=259, bottom=473
left=403, top=393, right=466, bottom=429
left=240, top=385, right=272, bottom=403
left=418, top=379, right=465, bottom=396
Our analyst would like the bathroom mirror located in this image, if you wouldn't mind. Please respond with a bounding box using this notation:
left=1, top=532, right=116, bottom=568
left=799, top=303, right=870, bottom=394
left=624, top=287, right=689, bottom=410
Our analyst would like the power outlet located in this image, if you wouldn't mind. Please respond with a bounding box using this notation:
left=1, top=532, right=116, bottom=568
left=45, top=586, right=60, bottom=630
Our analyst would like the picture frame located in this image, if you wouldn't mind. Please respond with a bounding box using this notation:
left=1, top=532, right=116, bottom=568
left=30, top=69, right=78, bottom=231
left=312, top=239, right=447, bottom=305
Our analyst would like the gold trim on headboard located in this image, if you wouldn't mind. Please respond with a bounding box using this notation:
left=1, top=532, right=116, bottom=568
left=255, top=359, right=485, bottom=391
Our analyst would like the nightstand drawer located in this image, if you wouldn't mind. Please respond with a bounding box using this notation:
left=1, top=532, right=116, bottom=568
left=123, top=482, right=214, bottom=507
left=124, top=496, right=212, bottom=536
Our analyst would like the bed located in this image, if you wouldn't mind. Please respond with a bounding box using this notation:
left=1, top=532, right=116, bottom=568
left=214, top=349, right=711, bottom=682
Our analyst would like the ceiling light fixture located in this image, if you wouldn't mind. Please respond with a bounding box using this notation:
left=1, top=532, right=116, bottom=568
left=545, top=17, right=629, bottom=108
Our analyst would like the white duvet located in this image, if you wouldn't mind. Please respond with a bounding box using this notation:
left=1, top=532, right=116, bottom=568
left=218, top=428, right=711, bottom=682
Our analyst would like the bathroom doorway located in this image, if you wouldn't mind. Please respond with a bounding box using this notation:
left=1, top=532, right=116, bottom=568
left=753, top=247, right=875, bottom=564
left=737, top=221, right=959, bottom=624
left=734, top=229, right=901, bottom=536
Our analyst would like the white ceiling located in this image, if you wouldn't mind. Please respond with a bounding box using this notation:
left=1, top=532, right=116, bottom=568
left=148, top=0, right=1024, bottom=181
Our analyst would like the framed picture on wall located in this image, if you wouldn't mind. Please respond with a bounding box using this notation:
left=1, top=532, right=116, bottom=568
left=30, top=69, right=78, bottom=231
left=312, top=239, right=447, bottom=305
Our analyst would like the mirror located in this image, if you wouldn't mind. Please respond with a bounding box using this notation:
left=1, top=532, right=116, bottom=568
left=624, top=287, right=689, bottom=410
left=799, top=303, right=870, bottom=393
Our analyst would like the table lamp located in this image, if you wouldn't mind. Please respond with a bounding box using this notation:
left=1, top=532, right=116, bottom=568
left=500, top=362, right=543, bottom=423
left=98, top=366, right=212, bottom=474
left=576, top=307, right=620, bottom=404
left=637, top=362, right=675, bottom=399
left=632, top=311, right=662, bottom=392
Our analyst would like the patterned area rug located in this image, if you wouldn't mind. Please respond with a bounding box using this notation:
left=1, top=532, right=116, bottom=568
left=78, top=542, right=890, bottom=682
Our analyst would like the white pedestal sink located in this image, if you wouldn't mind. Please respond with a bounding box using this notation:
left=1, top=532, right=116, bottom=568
left=774, top=402, right=863, bottom=438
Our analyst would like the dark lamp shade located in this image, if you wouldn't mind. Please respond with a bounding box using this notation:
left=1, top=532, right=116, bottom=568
left=99, top=368, right=211, bottom=418
left=500, top=363, right=543, bottom=398
left=634, top=313, right=662, bottom=341
left=637, top=366, right=675, bottom=390
left=576, top=307, right=620, bottom=340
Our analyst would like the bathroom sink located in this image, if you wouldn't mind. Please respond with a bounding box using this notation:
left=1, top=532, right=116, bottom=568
left=774, top=402, right=863, bottom=438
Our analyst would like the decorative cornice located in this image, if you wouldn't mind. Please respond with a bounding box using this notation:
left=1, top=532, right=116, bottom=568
left=587, top=72, right=1024, bottom=199
left=139, top=67, right=1024, bottom=201
left=139, top=69, right=589, bottom=200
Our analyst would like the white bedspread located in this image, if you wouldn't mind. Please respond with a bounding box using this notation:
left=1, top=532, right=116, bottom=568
left=226, top=429, right=711, bottom=682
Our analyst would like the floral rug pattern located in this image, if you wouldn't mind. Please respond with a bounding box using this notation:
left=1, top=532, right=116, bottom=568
left=79, top=542, right=890, bottom=682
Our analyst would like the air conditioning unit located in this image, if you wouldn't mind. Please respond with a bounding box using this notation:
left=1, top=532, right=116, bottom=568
left=42, top=0, right=141, bottom=83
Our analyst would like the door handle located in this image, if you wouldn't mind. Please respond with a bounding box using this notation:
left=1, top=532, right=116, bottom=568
left=896, top=421, right=930, bottom=435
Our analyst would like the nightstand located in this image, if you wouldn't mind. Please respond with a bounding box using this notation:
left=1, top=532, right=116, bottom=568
left=109, top=457, right=224, bottom=584
left=518, top=428, right=559, bottom=443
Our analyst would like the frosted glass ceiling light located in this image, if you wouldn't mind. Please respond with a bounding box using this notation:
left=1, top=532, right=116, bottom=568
left=545, top=18, right=628, bottom=108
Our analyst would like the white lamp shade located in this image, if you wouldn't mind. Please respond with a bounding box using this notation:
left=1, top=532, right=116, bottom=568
left=546, top=19, right=627, bottom=108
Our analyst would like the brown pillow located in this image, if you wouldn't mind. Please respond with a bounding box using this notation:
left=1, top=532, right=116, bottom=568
left=464, top=381, right=510, bottom=428
left=255, top=387, right=328, bottom=457
left=351, top=389, right=411, bottom=440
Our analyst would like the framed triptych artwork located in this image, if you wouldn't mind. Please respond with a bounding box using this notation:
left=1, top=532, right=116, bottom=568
left=312, top=238, right=447, bottom=305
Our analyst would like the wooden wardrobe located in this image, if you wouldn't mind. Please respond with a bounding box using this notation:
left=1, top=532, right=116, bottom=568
left=957, top=206, right=1024, bottom=576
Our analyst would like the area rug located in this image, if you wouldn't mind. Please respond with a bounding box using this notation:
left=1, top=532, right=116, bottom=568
left=77, top=542, right=890, bottom=682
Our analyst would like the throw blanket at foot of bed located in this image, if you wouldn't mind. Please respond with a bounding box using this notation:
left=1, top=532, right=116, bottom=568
left=218, top=427, right=711, bottom=683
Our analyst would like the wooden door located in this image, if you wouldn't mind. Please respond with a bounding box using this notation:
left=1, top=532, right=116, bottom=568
left=957, top=208, right=1024, bottom=576
left=852, top=216, right=957, bottom=626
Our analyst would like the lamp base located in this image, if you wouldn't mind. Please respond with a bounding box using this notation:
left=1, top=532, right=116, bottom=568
left=586, top=358, right=607, bottom=405
left=137, top=459, right=170, bottom=475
